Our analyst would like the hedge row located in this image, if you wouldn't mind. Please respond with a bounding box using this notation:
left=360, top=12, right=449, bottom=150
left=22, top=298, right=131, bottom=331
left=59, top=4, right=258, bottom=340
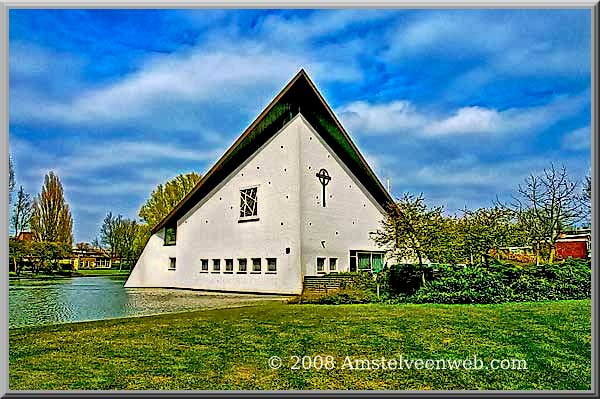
left=297, top=258, right=591, bottom=305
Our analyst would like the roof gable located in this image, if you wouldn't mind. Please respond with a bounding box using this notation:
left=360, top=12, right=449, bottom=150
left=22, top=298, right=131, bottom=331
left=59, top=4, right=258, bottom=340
left=152, top=69, right=394, bottom=234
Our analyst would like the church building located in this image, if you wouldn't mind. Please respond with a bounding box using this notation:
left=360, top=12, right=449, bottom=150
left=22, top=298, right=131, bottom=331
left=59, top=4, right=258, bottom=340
left=125, top=70, right=394, bottom=294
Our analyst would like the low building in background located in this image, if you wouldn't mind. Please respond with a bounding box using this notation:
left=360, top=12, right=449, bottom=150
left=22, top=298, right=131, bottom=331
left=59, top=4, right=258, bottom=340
left=70, top=246, right=113, bottom=270
left=555, top=229, right=591, bottom=260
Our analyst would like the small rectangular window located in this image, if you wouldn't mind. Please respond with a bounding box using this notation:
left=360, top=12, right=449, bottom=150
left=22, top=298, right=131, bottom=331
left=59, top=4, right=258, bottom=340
left=252, top=258, right=261, bottom=272
left=225, top=259, right=234, bottom=272
left=317, top=257, right=325, bottom=273
left=164, top=225, right=176, bottom=246
left=240, top=187, right=258, bottom=220
left=329, top=258, right=337, bottom=271
left=267, top=258, right=277, bottom=272
left=201, top=259, right=208, bottom=272
left=168, top=257, right=176, bottom=270
left=238, top=258, right=247, bottom=273
left=213, top=259, right=221, bottom=272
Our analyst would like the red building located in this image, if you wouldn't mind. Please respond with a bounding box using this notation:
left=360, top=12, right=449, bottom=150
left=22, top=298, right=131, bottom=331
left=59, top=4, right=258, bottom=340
left=555, top=230, right=591, bottom=260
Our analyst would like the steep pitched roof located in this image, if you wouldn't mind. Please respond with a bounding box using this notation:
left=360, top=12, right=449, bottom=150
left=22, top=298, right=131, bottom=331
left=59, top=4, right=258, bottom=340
left=152, top=69, right=394, bottom=234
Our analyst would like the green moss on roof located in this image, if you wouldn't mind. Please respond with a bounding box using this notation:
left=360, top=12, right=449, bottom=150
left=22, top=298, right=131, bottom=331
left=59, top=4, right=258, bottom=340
left=152, top=72, right=392, bottom=234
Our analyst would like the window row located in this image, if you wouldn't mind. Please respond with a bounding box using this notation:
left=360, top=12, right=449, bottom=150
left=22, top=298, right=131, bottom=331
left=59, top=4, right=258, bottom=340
left=168, top=257, right=277, bottom=272
left=200, top=258, right=277, bottom=273
left=316, top=257, right=337, bottom=273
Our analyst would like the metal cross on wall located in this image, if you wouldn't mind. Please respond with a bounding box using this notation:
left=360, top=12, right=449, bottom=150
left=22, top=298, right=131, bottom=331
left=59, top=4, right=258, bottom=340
left=316, top=168, right=331, bottom=207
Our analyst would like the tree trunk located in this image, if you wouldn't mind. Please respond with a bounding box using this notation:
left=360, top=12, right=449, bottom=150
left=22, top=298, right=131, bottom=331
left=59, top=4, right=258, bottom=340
left=549, top=247, right=555, bottom=264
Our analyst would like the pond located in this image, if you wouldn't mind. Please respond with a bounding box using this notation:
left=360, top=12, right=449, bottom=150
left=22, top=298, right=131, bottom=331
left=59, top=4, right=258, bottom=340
left=9, top=275, right=284, bottom=329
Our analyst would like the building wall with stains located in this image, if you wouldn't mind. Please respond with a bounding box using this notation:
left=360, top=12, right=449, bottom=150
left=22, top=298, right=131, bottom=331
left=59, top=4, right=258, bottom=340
left=126, top=114, right=387, bottom=294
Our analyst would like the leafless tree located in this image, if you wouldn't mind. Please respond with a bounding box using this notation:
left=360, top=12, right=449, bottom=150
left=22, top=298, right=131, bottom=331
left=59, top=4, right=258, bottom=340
left=498, top=163, right=585, bottom=264
left=9, top=155, right=15, bottom=203
left=11, top=186, right=33, bottom=237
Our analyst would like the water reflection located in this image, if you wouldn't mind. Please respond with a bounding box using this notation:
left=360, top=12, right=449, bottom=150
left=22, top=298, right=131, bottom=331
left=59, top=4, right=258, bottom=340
left=9, top=276, right=283, bottom=328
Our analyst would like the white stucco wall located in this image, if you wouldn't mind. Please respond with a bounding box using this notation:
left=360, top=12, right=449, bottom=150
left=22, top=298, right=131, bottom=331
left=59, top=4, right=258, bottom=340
left=297, top=116, right=387, bottom=276
left=126, top=115, right=305, bottom=294
left=124, top=229, right=177, bottom=288
left=125, top=113, right=388, bottom=293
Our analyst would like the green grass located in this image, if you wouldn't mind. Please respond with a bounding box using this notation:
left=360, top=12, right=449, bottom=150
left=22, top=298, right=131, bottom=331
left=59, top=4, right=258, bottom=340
left=9, top=300, right=591, bottom=390
left=73, top=269, right=130, bottom=276
left=9, top=268, right=130, bottom=280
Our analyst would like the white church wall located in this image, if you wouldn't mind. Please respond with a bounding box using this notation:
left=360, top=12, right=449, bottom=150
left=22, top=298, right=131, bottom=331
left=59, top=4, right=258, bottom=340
left=296, top=116, right=387, bottom=276
left=126, top=113, right=389, bottom=293
left=165, top=115, right=305, bottom=294
left=124, top=228, right=178, bottom=288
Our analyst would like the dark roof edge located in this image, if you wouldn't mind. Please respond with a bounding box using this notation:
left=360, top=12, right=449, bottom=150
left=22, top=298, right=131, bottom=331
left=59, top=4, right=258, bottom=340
left=152, top=69, right=394, bottom=234
left=300, top=71, right=395, bottom=208
left=152, top=70, right=308, bottom=234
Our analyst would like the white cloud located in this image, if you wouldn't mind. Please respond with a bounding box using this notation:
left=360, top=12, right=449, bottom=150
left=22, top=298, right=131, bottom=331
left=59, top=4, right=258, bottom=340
left=561, top=126, right=591, bottom=151
left=57, top=140, right=224, bottom=179
left=338, top=100, right=425, bottom=134
left=426, top=107, right=501, bottom=135
left=11, top=42, right=361, bottom=131
left=337, top=91, right=588, bottom=138
left=385, top=11, right=589, bottom=77
left=258, top=10, right=391, bottom=44
left=10, top=40, right=85, bottom=81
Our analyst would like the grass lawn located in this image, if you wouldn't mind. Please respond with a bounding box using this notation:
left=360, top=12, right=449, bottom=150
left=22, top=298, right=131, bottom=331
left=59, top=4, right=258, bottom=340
left=9, top=269, right=130, bottom=280
left=73, top=269, right=130, bottom=277
left=9, top=300, right=591, bottom=390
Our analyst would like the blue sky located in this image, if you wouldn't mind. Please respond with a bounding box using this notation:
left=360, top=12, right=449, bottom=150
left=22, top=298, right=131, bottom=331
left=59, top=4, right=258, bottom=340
left=9, top=9, right=591, bottom=243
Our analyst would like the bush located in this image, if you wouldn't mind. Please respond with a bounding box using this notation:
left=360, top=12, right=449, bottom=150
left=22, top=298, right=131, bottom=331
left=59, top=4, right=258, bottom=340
left=411, top=265, right=510, bottom=304
left=508, top=258, right=591, bottom=301
left=407, top=259, right=591, bottom=304
left=386, top=263, right=435, bottom=296
left=338, top=271, right=378, bottom=291
left=293, top=288, right=376, bottom=305
left=291, top=259, right=591, bottom=305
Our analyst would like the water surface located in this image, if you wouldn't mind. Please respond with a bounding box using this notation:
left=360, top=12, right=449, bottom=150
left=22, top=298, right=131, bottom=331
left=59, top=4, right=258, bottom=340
left=9, top=275, right=283, bottom=328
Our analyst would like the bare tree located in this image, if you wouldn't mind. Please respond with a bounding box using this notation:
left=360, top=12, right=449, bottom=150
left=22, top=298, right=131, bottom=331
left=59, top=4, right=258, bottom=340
left=100, top=212, right=121, bottom=259
left=498, top=164, right=585, bottom=264
left=30, top=171, right=73, bottom=246
left=9, top=155, right=15, bottom=203
left=100, top=212, right=141, bottom=270
left=11, top=185, right=33, bottom=237
left=582, top=174, right=591, bottom=224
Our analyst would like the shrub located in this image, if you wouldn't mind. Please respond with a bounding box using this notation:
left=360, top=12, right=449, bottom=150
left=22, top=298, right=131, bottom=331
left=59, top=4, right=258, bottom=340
left=411, top=265, right=510, bottom=304
left=386, top=263, right=435, bottom=296
left=296, top=288, right=376, bottom=305
left=291, top=259, right=591, bottom=305
left=338, top=271, right=378, bottom=291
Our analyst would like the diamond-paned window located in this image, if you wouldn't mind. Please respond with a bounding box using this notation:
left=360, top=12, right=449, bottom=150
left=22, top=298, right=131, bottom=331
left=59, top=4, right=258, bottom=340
left=240, top=187, right=258, bottom=219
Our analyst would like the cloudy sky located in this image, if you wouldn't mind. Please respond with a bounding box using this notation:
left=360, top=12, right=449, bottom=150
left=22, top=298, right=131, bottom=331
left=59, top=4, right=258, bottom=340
left=9, top=9, right=591, bottom=243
